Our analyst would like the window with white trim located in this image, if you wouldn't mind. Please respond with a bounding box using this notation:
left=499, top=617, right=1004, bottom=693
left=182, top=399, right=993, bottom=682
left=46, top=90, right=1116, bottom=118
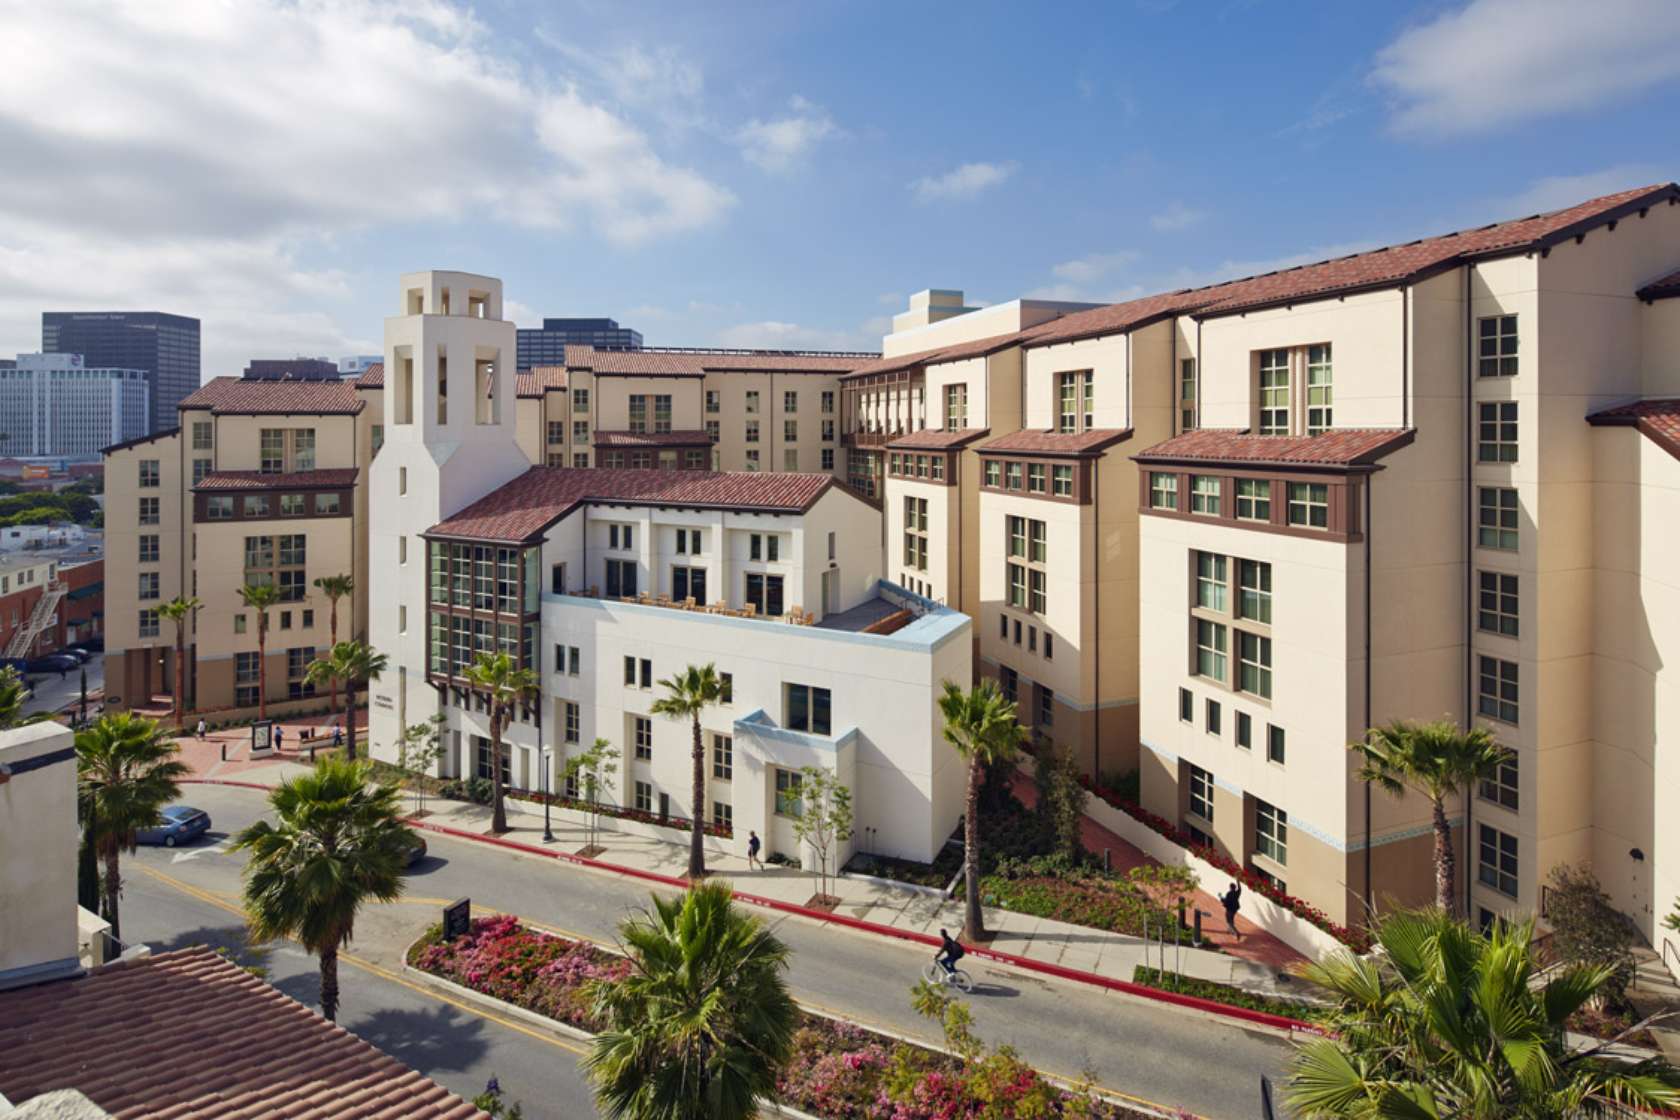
left=1255, top=800, right=1287, bottom=865
left=903, top=496, right=928, bottom=572
left=1187, top=763, right=1214, bottom=822
left=1258, top=349, right=1289, bottom=435
left=1477, top=402, right=1518, bottom=463
left=1478, top=656, right=1518, bottom=724
left=1479, top=749, right=1518, bottom=810
left=1305, top=344, right=1332, bottom=434
left=1478, top=315, right=1518, bottom=377
left=1149, top=472, right=1178, bottom=510
left=1179, top=358, right=1197, bottom=432
left=1189, top=475, right=1221, bottom=516
left=1478, top=824, right=1518, bottom=896
left=1478, top=487, right=1518, bottom=550
left=1056, top=370, right=1094, bottom=433
left=1286, top=482, right=1328, bottom=528
left=1477, top=571, right=1518, bottom=637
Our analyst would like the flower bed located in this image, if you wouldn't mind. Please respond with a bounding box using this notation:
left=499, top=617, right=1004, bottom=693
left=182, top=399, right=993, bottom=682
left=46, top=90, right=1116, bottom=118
left=411, top=917, right=1158, bottom=1119
left=1131, top=966, right=1326, bottom=1023
left=1081, top=777, right=1372, bottom=953
left=980, top=855, right=1158, bottom=937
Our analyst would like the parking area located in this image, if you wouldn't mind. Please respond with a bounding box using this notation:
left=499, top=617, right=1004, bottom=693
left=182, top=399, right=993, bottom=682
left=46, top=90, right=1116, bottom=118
left=19, top=649, right=103, bottom=720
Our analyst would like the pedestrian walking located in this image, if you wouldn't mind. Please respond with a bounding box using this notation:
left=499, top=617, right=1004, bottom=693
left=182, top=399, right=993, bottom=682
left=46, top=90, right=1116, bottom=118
left=747, top=830, right=763, bottom=870
left=195, top=718, right=206, bottom=741
left=1221, top=882, right=1242, bottom=939
left=332, top=725, right=344, bottom=749
left=272, top=724, right=284, bottom=753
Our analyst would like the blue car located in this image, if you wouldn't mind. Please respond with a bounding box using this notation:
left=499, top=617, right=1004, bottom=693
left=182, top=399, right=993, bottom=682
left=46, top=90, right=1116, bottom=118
left=136, top=805, right=211, bottom=848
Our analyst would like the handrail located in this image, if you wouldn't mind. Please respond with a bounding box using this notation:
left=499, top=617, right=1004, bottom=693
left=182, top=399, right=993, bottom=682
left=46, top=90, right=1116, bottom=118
left=1664, top=936, right=1680, bottom=981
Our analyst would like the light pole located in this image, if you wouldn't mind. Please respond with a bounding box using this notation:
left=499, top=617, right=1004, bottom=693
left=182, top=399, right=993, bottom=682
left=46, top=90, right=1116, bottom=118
left=540, top=744, right=554, bottom=843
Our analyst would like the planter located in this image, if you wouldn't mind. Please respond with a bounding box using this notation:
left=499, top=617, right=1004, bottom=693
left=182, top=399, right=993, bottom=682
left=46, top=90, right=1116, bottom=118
left=502, top=792, right=734, bottom=856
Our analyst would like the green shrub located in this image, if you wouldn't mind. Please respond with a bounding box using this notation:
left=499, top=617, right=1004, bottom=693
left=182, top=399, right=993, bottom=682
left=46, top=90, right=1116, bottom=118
left=1132, top=965, right=1325, bottom=1022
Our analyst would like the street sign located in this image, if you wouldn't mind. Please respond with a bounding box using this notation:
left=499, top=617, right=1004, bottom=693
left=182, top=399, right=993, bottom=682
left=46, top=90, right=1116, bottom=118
left=443, top=898, right=471, bottom=941
left=250, top=719, right=275, bottom=758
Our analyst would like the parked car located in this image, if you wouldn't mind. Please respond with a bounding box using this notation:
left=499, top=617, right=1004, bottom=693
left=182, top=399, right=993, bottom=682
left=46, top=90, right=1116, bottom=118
left=62, top=648, right=92, bottom=663
left=136, top=806, right=212, bottom=848
left=26, top=654, right=79, bottom=674
left=79, top=636, right=104, bottom=653
left=404, top=834, right=429, bottom=866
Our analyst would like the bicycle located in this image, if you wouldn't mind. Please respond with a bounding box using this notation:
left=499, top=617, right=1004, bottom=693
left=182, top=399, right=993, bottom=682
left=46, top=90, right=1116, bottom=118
left=923, top=956, right=975, bottom=993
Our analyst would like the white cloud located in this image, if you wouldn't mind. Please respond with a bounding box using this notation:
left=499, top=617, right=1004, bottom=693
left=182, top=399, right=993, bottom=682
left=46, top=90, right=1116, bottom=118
left=1149, top=203, right=1206, bottom=233
left=714, top=319, right=881, bottom=352
left=1492, top=165, right=1670, bottom=216
left=910, top=161, right=1018, bottom=203
left=538, top=38, right=705, bottom=126
left=1050, top=251, right=1141, bottom=284
left=734, top=96, right=838, bottom=173
left=1371, top=0, right=1680, bottom=136
left=0, top=1, right=734, bottom=375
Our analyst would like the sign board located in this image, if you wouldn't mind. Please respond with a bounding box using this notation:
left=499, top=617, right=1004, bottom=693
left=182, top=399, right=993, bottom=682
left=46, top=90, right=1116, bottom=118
left=443, top=898, right=471, bottom=941
left=373, top=693, right=394, bottom=710
left=250, top=719, right=275, bottom=758
left=20, top=465, right=50, bottom=480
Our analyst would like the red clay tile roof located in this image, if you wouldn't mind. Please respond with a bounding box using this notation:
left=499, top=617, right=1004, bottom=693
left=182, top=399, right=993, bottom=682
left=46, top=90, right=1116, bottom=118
left=593, top=429, right=713, bottom=448
left=1134, top=427, right=1416, bottom=468
left=517, top=366, right=568, bottom=398
left=565, top=346, right=873, bottom=375
left=428, top=467, right=844, bottom=541
left=981, top=429, right=1133, bottom=457
left=886, top=427, right=991, bottom=451
left=0, top=947, right=482, bottom=1120
left=1588, top=398, right=1680, bottom=460
left=354, top=363, right=384, bottom=388
left=841, top=333, right=1024, bottom=381
left=181, top=376, right=364, bottom=415
left=195, top=468, right=359, bottom=491
left=1021, top=291, right=1210, bottom=350
left=1638, top=268, right=1680, bottom=302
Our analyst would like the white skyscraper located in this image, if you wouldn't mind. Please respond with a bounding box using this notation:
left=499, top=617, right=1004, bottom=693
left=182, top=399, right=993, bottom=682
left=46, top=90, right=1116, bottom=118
left=0, top=353, right=150, bottom=457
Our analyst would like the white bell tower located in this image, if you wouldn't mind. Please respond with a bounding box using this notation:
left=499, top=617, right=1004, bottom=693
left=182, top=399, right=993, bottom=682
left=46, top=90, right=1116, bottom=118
left=367, top=271, right=531, bottom=756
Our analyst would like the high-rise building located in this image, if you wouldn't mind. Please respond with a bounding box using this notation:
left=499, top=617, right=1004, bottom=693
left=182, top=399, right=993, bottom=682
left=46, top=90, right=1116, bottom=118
left=42, top=311, right=200, bottom=434
left=243, top=357, right=342, bottom=380
left=339, top=355, right=381, bottom=376
left=0, top=353, right=150, bottom=458
left=516, top=317, right=642, bottom=370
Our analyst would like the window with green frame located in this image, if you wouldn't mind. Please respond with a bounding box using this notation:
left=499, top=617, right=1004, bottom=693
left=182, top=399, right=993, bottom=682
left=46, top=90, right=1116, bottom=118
left=1190, top=475, right=1221, bottom=516
left=1149, top=472, right=1178, bottom=510
left=1286, top=482, right=1328, bottom=528
left=1235, top=478, right=1270, bottom=521
left=1258, top=349, right=1289, bottom=435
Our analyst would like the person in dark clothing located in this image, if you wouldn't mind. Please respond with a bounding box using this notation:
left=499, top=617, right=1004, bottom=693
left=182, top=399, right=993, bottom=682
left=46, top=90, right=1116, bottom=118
left=333, top=725, right=344, bottom=749
left=936, top=928, right=965, bottom=975
left=1222, top=883, right=1243, bottom=939
left=746, top=830, right=763, bottom=870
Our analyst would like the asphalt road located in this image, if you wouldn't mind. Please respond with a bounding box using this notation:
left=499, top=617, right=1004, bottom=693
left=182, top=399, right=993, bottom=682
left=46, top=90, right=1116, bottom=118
left=20, top=651, right=102, bottom=718
left=128, top=783, right=1295, bottom=1120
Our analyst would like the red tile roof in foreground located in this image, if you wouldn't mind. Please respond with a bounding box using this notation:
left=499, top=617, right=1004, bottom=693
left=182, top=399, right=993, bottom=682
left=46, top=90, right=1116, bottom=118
left=1134, top=428, right=1416, bottom=468
left=564, top=345, right=873, bottom=375
left=886, top=427, right=991, bottom=451
left=981, top=428, right=1133, bottom=457
left=1637, top=268, right=1680, bottom=301
left=0, top=947, right=481, bottom=1120
left=428, top=466, right=841, bottom=542
left=195, top=468, right=360, bottom=491
left=180, top=376, right=364, bottom=415
left=593, top=429, right=713, bottom=448
left=1588, top=398, right=1680, bottom=460
left=354, top=363, right=384, bottom=388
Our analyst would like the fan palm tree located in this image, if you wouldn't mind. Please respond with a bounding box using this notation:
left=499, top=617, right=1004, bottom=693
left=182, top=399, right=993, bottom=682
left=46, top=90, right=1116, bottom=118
left=231, top=757, right=413, bottom=1022
left=0, top=665, right=38, bottom=728
left=311, top=574, right=354, bottom=711
left=156, top=595, right=201, bottom=731
left=1351, top=719, right=1507, bottom=916
left=1288, top=907, right=1680, bottom=1119
left=650, top=662, right=724, bottom=880
left=237, top=583, right=282, bottom=720
left=304, top=641, right=387, bottom=763
left=462, top=651, right=537, bottom=834
left=75, top=712, right=189, bottom=943
left=586, top=879, right=797, bottom=1120
left=938, top=679, right=1027, bottom=942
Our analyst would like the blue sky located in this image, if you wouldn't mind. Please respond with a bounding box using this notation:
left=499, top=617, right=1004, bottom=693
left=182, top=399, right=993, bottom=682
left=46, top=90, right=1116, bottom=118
left=2, top=0, right=1678, bottom=377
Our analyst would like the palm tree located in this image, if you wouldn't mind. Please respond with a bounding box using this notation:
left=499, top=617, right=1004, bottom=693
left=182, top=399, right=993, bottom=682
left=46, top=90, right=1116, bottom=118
left=75, top=712, right=189, bottom=943
left=312, top=574, right=354, bottom=711
left=938, top=679, right=1027, bottom=942
left=156, top=595, right=201, bottom=732
left=1351, top=719, right=1507, bottom=917
left=231, top=757, right=413, bottom=1022
left=304, top=640, right=386, bottom=762
left=1288, top=907, right=1680, bottom=1119
left=586, top=879, right=797, bottom=1120
left=462, top=651, right=537, bottom=835
left=650, top=662, right=724, bottom=880
left=0, top=665, right=38, bottom=728
left=237, top=583, right=282, bottom=720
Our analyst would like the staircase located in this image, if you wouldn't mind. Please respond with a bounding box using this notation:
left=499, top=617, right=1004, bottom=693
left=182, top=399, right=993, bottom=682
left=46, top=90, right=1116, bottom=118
left=5, top=581, right=67, bottom=659
left=1629, top=943, right=1680, bottom=1063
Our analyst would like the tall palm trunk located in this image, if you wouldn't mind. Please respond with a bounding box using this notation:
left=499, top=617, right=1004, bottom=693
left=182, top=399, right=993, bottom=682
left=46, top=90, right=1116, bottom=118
left=103, top=846, right=123, bottom=944
left=256, top=620, right=268, bottom=721
left=962, top=757, right=984, bottom=941
left=342, top=676, right=357, bottom=762
left=319, top=943, right=340, bottom=1022
left=490, top=707, right=508, bottom=834
left=327, top=602, right=340, bottom=714
left=1432, top=797, right=1456, bottom=916
left=688, top=712, right=706, bottom=880
left=173, top=627, right=186, bottom=731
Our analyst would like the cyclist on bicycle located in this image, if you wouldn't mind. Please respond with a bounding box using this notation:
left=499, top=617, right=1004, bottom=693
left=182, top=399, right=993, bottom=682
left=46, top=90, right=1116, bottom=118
left=935, top=928, right=964, bottom=976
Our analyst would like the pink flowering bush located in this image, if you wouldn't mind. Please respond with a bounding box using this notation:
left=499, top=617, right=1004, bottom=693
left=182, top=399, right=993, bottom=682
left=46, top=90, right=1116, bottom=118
left=410, top=915, right=628, bottom=1031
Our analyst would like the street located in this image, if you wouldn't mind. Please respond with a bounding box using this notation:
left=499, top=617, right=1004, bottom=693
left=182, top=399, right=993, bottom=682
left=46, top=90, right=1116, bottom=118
left=127, top=783, right=1294, bottom=1120
left=20, top=651, right=102, bottom=720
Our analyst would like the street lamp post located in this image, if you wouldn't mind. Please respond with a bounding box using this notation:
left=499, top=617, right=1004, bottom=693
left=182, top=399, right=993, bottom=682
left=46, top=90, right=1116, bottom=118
left=540, top=745, right=554, bottom=843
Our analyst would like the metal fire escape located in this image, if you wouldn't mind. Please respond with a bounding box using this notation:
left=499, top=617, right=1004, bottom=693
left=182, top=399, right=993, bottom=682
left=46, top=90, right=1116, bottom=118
left=5, top=581, right=67, bottom=659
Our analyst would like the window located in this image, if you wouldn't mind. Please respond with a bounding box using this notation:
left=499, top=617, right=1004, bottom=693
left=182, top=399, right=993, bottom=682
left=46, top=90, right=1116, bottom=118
left=1286, top=483, right=1328, bottom=528
left=1478, top=824, right=1518, bottom=896
left=139, top=534, right=159, bottom=563
left=1478, top=314, right=1518, bottom=377
left=821, top=448, right=834, bottom=470
left=1477, top=487, right=1519, bottom=550
left=786, top=683, right=832, bottom=735
left=1190, top=475, right=1221, bottom=516
left=1149, top=472, right=1178, bottom=510
left=573, top=420, right=589, bottom=443
left=1206, top=699, right=1222, bottom=736
left=1480, top=749, right=1519, bottom=810
left=720, top=672, right=733, bottom=703
left=545, top=420, right=566, bottom=447
left=1179, top=358, right=1197, bottom=432
left=280, top=494, right=305, bottom=516
left=293, top=430, right=315, bottom=471
left=1238, top=633, right=1272, bottom=699
left=784, top=389, right=798, bottom=413
left=609, top=524, right=634, bottom=551
left=1478, top=655, right=1518, bottom=724
left=624, top=656, right=652, bottom=688
left=1235, top=479, right=1270, bottom=522
left=371, top=424, right=384, bottom=453
left=774, top=768, right=804, bottom=817
left=745, top=390, right=759, bottom=414
left=1037, top=686, right=1054, bottom=727
left=302, top=609, right=313, bottom=628
left=744, top=572, right=784, bottom=616
left=1178, top=688, right=1193, bottom=722
left=634, top=716, right=652, bottom=760
left=1237, top=560, right=1271, bottom=623
left=139, top=497, right=159, bottom=525
left=1188, top=763, right=1214, bottom=822
left=572, top=388, right=588, bottom=413
left=1006, top=461, right=1023, bottom=490
left=745, top=420, right=759, bottom=444
left=985, top=461, right=1001, bottom=487
left=564, top=701, right=580, bottom=744
left=202, top=495, right=232, bottom=520
left=233, top=614, right=246, bottom=634
left=713, top=801, right=733, bottom=830
left=999, top=666, right=1018, bottom=705
left=944, top=384, right=968, bottom=428
left=138, top=609, right=160, bottom=638
left=135, top=458, right=159, bottom=488
left=1477, top=401, right=1518, bottom=463
left=1056, top=370, right=1094, bottom=433
left=192, top=458, right=211, bottom=486
left=1267, top=724, right=1285, bottom=764
left=1305, top=344, right=1332, bottom=434
left=192, top=421, right=213, bottom=450
left=574, top=452, right=589, bottom=468
left=1195, top=552, right=1227, bottom=610
left=245, top=494, right=271, bottom=518
left=1044, top=632, right=1053, bottom=660
left=634, top=781, right=653, bottom=813
left=1258, top=349, right=1289, bottom=435
left=1478, top=571, right=1519, bottom=637
left=903, top=496, right=928, bottom=571
left=671, top=565, right=707, bottom=604
left=783, top=420, right=798, bottom=445
left=822, top=390, right=835, bottom=413
left=138, top=572, right=159, bottom=601
left=1255, top=800, right=1288, bottom=865
left=783, top=448, right=799, bottom=471
left=315, top=493, right=340, bottom=515
left=235, top=651, right=260, bottom=684
left=1051, top=465, right=1073, bottom=497
left=260, top=429, right=285, bottom=473
left=712, top=734, right=733, bottom=780
left=1195, top=619, right=1227, bottom=680
left=822, top=418, right=835, bottom=443
left=1236, top=711, right=1252, bottom=750
left=1005, top=516, right=1047, bottom=613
